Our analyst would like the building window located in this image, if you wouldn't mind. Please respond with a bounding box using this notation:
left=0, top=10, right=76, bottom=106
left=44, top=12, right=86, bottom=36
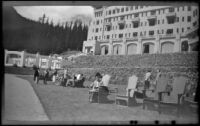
left=129, top=24, right=131, bottom=28
left=182, top=17, right=184, bottom=22
left=117, top=9, right=120, bottom=13
left=135, top=13, right=139, bottom=18
left=162, top=19, right=164, bottom=24
left=188, top=6, right=191, bottom=11
left=187, top=27, right=190, bottom=30
left=166, top=29, right=173, bottom=34
left=131, top=6, right=133, bottom=10
left=113, top=10, right=115, bottom=14
left=158, top=10, right=160, bottom=14
left=177, top=7, right=179, bottom=12
left=141, top=22, right=143, bottom=26
left=109, top=10, right=111, bottom=15
left=135, top=6, right=138, bottom=10
left=125, top=33, right=127, bottom=37
left=95, top=36, right=98, bottom=40
left=99, top=36, right=101, bottom=39
left=162, top=30, right=164, bottom=34
left=115, top=34, right=117, bottom=38
left=150, top=10, right=156, bottom=15
left=96, top=20, right=99, bottom=25
left=121, top=8, right=124, bottom=12
left=140, top=32, right=143, bottom=36
left=133, top=22, right=139, bottom=28
left=169, top=7, right=175, bottom=12
left=96, top=28, right=99, bottom=33
left=182, top=28, right=184, bottom=32
left=149, top=31, right=154, bottom=36
left=133, top=32, right=138, bottom=37
left=183, top=6, right=184, bottom=11
left=107, top=35, right=110, bottom=39
left=144, top=31, right=146, bottom=36
left=187, top=16, right=191, bottom=22
left=157, top=30, right=159, bottom=34
left=176, top=17, right=179, bottom=22
left=177, top=28, right=179, bottom=33
left=129, top=33, right=131, bottom=37
left=158, top=20, right=160, bottom=24
left=126, top=7, right=128, bottom=11
left=91, top=37, right=93, bottom=40
left=119, top=34, right=123, bottom=38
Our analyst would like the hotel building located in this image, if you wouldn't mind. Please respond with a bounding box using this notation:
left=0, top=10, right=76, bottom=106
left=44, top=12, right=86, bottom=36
left=82, top=5, right=199, bottom=55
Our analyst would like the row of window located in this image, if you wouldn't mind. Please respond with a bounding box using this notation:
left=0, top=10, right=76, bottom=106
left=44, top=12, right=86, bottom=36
left=95, top=11, right=103, bottom=17
left=104, top=6, right=192, bottom=16
left=91, top=27, right=190, bottom=40
left=103, top=15, right=192, bottom=24
left=93, top=16, right=191, bottom=32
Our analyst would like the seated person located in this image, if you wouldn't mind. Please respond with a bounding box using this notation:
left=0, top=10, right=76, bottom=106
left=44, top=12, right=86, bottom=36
left=90, top=73, right=103, bottom=91
left=74, top=74, right=85, bottom=87
left=66, top=74, right=77, bottom=87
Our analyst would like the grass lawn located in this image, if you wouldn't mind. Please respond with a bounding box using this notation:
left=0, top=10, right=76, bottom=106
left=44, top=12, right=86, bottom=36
left=16, top=75, right=198, bottom=124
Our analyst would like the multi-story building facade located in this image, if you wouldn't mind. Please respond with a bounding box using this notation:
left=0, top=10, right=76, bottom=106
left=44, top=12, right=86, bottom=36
left=82, top=5, right=199, bottom=55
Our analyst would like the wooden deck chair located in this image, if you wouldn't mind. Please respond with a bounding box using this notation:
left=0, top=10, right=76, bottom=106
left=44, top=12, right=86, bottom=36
left=182, top=79, right=198, bottom=116
left=102, top=74, right=117, bottom=94
left=143, top=73, right=169, bottom=111
left=115, top=75, right=139, bottom=106
left=158, top=76, right=188, bottom=117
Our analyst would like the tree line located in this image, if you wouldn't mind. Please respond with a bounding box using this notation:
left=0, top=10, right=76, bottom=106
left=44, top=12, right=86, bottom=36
left=3, top=7, right=88, bottom=55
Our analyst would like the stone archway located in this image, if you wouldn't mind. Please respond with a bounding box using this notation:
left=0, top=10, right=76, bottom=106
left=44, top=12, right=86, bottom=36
left=181, top=41, right=189, bottom=52
left=127, top=43, right=137, bottom=55
left=161, top=41, right=174, bottom=53
left=101, top=45, right=109, bottom=55
left=143, top=42, right=155, bottom=54
left=113, top=44, right=122, bottom=55
left=6, top=53, right=22, bottom=66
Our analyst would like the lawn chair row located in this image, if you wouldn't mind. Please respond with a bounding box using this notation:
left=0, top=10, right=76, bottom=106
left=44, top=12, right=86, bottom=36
left=90, top=73, right=198, bottom=117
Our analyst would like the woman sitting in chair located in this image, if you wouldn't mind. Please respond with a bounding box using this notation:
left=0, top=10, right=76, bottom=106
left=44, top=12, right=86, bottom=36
left=90, top=72, right=103, bottom=91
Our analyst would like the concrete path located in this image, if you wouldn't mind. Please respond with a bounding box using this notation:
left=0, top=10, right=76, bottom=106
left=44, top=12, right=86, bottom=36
left=3, top=74, right=49, bottom=121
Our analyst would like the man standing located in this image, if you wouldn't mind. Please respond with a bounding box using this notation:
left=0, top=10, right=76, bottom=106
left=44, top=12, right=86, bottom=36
left=43, top=69, right=49, bottom=85
left=144, top=70, right=151, bottom=89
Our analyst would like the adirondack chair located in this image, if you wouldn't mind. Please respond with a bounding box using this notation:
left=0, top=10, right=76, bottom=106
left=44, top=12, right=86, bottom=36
left=89, top=74, right=111, bottom=103
left=115, top=75, right=140, bottom=106
left=143, top=73, right=169, bottom=111
left=102, top=74, right=117, bottom=94
left=158, top=76, right=189, bottom=117
left=182, top=79, right=198, bottom=116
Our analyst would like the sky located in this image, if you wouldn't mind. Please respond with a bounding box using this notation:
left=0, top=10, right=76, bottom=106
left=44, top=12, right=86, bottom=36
left=14, top=6, right=94, bottom=25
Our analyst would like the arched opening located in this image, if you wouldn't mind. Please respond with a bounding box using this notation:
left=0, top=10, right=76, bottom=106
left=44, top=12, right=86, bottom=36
left=113, top=44, right=122, bottom=55
left=127, top=43, right=137, bottom=55
left=161, top=41, right=174, bottom=53
left=6, top=53, right=21, bottom=65
left=101, top=45, right=109, bottom=55
left=143, top=43, right=154, bottom=54
left=181, top=41, right=189, bottom=52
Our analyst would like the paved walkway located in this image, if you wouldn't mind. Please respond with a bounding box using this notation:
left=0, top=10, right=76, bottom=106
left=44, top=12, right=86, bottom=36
left=3, top=74, right=49, bottom=121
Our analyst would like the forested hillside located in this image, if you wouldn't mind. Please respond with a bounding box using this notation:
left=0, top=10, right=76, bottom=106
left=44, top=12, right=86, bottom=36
left=3, top=6, right=89, bottom=55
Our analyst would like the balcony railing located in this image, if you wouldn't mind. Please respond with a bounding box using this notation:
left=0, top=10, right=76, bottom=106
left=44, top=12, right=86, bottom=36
left=147, top=15, right=157, bottom=20
left=141, top=35, right=155, bottom=39
left=131, top=17, right=140, bottom=23
left=105, top=22, right=112, bottom=26
left=112, top=38, right=123, bottom=42
left=159, top=34, right=176, bottom=38
left=117, top=19, right=125, bottom=25
left=166, top=12, right=176, bottom=18
left=125, top=36, right=138, bottom=41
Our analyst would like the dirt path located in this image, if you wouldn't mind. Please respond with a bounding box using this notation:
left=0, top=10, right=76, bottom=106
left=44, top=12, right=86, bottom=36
left=3, top=74, right=49, bottom=122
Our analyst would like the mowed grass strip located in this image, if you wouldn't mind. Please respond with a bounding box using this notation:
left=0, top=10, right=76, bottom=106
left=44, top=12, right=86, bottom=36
left=17, top=75, right=198, bottom=123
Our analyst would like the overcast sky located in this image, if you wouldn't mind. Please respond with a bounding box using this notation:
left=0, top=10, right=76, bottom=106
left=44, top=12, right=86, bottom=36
left=14, top=6, right=94, bottom=24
